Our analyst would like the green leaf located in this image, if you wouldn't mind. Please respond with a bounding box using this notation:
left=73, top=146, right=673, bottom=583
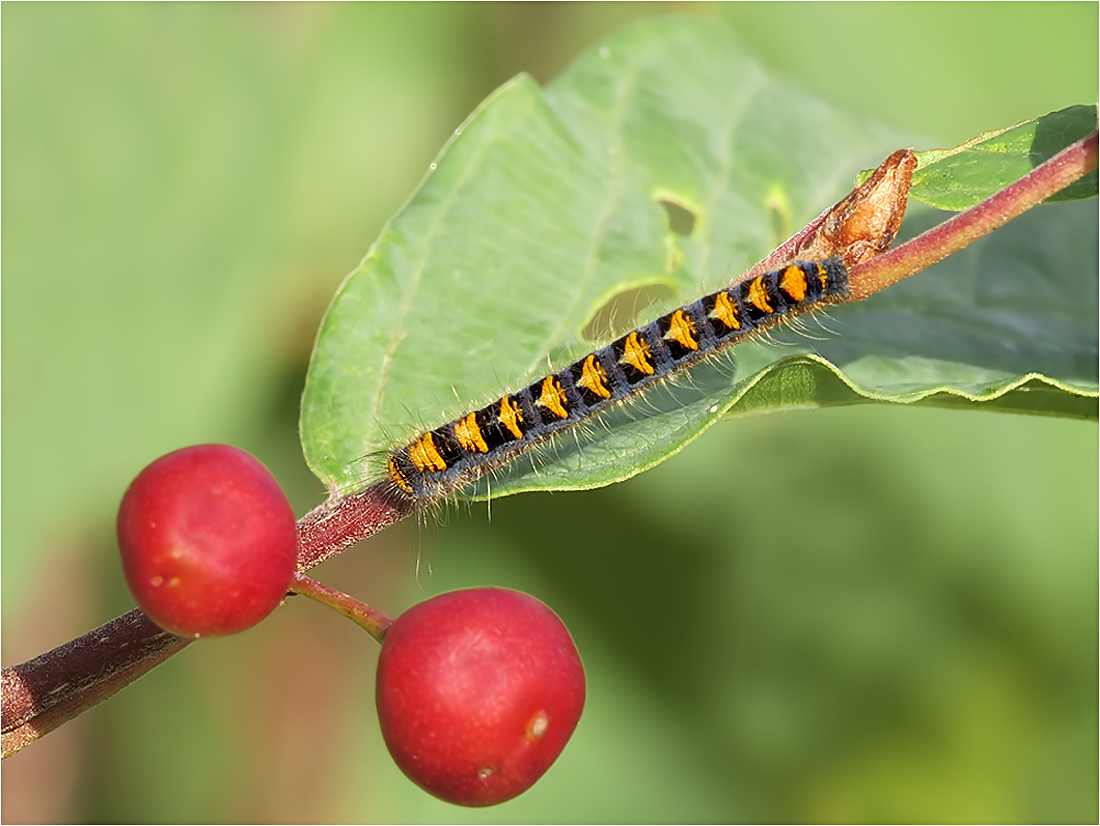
left=300, top=17, right=1098, bottom=500
left=908, top=104, right=1099, bottom=210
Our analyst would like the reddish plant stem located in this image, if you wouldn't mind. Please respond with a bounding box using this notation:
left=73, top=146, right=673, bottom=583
left=3, top=131, right=1096, bottom=760
left=295, top=483, right=411, bottom=570
left=1, top=612, right=189, bottom=756
left=1, top=483, right=411, bottom=759
left=848, top=130, right=1098, bottom=299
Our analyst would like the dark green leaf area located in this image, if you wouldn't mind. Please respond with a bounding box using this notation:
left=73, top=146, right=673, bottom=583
left=818, top=198, right=1098, bottom=387
left=300, top=17, right=903, bottom=492
left=910, top=105, right=1098, bottom=211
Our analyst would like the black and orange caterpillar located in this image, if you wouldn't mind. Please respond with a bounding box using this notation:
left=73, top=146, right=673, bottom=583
left=386, top=257, right=849, bottom=501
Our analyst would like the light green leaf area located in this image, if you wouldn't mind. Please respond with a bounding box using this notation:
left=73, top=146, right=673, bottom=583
left=300, top=17, right=1098, bottom=499
left=908, top=104, right=1098, bottom=210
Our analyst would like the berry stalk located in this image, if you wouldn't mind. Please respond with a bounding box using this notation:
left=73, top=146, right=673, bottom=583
left=290, top=572, right=395, bottom=644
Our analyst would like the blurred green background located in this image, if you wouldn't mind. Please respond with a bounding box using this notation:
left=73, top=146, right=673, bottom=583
left=3, top=3, right=1096, bottom=822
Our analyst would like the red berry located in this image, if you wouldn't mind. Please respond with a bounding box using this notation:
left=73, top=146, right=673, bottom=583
left=117, top=444, right=298, bottom=638
left=376, top=587, right=585, bottom=807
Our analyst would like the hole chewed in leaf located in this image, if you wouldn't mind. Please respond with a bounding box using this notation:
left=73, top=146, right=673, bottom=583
left=582, top=281, right=677, bottom=343
left=764, top=184, right=792, bottom=251
left=657, top=195, right=698, bottom=236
